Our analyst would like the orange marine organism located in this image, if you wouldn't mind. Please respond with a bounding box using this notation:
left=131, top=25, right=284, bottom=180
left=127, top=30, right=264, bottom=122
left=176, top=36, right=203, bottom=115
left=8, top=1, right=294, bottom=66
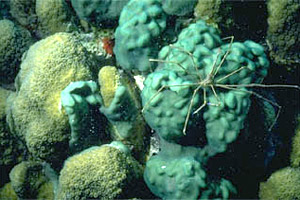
left=102, top=37, right=115, bottom=55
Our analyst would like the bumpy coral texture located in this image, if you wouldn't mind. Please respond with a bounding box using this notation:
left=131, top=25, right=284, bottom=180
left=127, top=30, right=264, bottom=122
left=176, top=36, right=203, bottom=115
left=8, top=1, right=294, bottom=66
left=9, top=161, right=49, bottom=199
left=0, top=88, right=23, bottom=169
left=98, top=66, right=147, bottom=157
left=57, top=145, right=144, bottom=199
left=0, top=19, right=32, bottom=84
left=194, top=0, right=233, bottom=30
left=259, top=167, right=300, bottom=200
left=71, top=0, right=129, bottom=26
left=35, top=0, right=74, bottom=38
left=290, top=117, right=300, bottom=167
left=7, top=33, right=98, bottom=165
left=267, top=0, right=300, bottom=64
left=142, top=20, right=269, bottom=153
left=60, top=80, right=106, bottom=153
left=0, top=182, right=18, bottom=200
left=162, top=0, right=197, bottom=16
left=114, top=0, right=167, bottom=72
left=145, top=154, right=206, bottom=199
left=9, top=0, right=37, bottom=29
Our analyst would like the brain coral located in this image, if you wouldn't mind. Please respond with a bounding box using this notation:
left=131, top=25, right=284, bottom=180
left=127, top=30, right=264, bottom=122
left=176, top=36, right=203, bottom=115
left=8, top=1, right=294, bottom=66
left=57, top=144, right=148, bottom=199
left=0, top=19, right=33, bottom=84
left=6, top=32, right=99, bottom=168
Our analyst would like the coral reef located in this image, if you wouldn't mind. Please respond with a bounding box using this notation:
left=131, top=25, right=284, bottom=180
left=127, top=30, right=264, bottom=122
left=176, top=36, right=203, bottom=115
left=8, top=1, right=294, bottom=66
left=0, top=182, right=18, bottom=200
left=98, top=66, right=149, bottom=162
left=259, top=167, right=300, bottom=199
left=6, top=32, right=98, bottom=167
left=9, top=0, right=37, bottom=31
left=194, top=0, right=268, bottom=42
left=60, top=81, right=106, bottom=153
left=0, top=1, right=11, bottom=20
left=194, top=0, right=233, bottom=31
left=291, top=116, right=300, bottom=167
left=35, top=0, right=75, bottom=38
left=267, top=0, right=300, bottom=65
left=162, top=0, right=197, bottom=16
left=142, top=20, right=269, bottom=154
left=0, top=0, right=298, bottom=199
left=0, top=19, right=33, bottom=85
left=9, top=161, right=55, bottom=199
left=56, top=143, right=149, bottom=199
left=114, top=0, right=167, bottom=72
left=71, top=0, right=129, bottom=27
left=0, top=88, right=24, bottom=187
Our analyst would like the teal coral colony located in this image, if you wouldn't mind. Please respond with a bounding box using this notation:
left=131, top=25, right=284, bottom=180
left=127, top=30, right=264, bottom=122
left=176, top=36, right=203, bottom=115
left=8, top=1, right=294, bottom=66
left=0, top=0, right=299, bottom=199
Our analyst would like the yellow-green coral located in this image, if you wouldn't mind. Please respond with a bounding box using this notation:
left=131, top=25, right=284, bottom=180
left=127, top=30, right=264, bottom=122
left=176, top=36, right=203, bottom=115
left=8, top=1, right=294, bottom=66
left=57, top=145, right=145, bottom=199
left=36, top=181, right=54, bottom=200
left=0, top=19, right=33, bottom=84
left=35, top=0, right=75, bottom=38
left=98, top=66, right=149, bottom=163
left=0, top=88, right=18, bottom=166
left=0, top=182, right=18, bottom=200
left=0, top=88, right=24, bottom=187
left=98, top=66, right=119, bottom=107
left=9, top=161, right=49, bottom=199
left=9, top=0, right=37, bottom=30
left=194, top=0, right=233, bottom=31
left=7, top=32, right=98, bottom=166
left=290, top=116, right=300, bottom=167
left=267, top=0, right=300, bottom=65
left=259, top=167, right=300, bottom=200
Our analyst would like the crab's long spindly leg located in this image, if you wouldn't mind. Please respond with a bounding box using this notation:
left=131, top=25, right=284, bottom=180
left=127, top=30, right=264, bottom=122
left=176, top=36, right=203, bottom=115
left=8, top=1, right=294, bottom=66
left=209, top=85, right=221, bottom=107
left=214, top=36, right=234, bottom=77
left=142, top=82, right=199, bottom=113
left=216, top=66, right=246, bottom=83
left=216, top=84, right=282, bottom=131
left=193, top=87, right=207, bottom=115
left=142, top=85, right=169, bottom=113
left=219, top=83, right=300, bottom=90
left=183, top=84, right=202, bottom=135
left=149, top=59, right=190, bottom=74
left=169, top=44, right=202, bottom=81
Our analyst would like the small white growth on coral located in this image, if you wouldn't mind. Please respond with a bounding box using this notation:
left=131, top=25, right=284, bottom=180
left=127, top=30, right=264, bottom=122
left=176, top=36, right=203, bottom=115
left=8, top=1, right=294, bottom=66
left=133, top=75, right=145, bottom=90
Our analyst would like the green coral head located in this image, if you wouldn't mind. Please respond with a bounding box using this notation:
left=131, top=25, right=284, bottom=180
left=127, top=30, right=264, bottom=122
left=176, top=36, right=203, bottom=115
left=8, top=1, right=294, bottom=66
left=141, top=69, right=201, bottom=141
